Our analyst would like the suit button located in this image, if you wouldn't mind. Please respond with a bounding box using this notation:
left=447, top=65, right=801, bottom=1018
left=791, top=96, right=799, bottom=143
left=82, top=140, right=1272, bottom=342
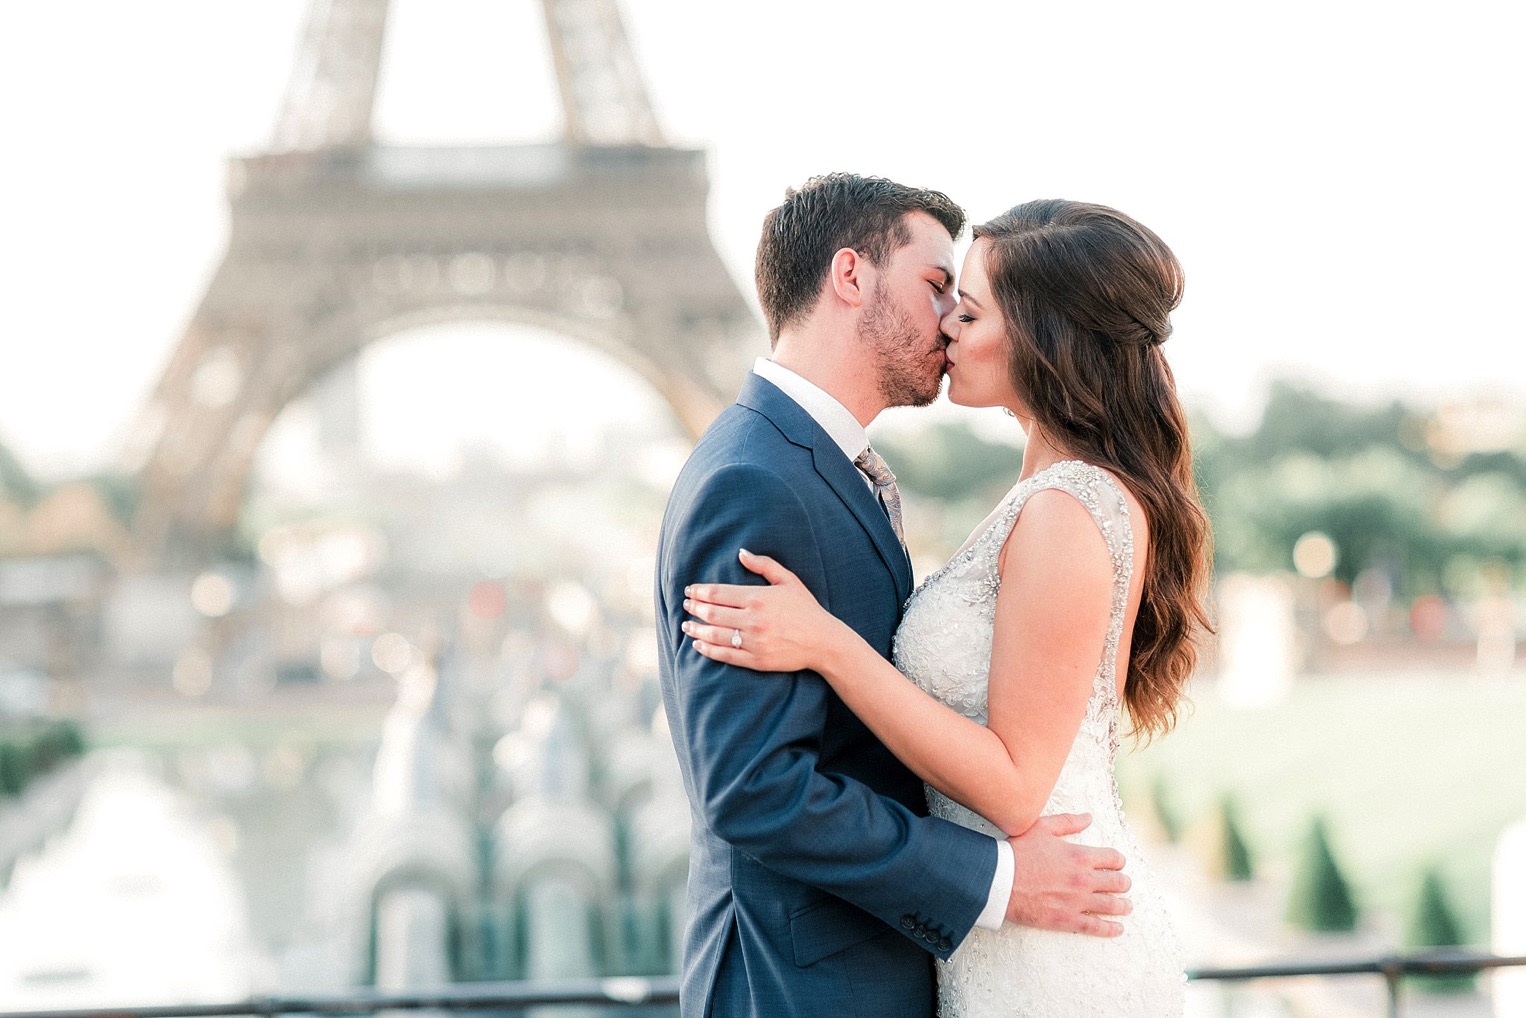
left=900, top=916, right=915, bottom=930
left=938, top=937, right=952, bottom=952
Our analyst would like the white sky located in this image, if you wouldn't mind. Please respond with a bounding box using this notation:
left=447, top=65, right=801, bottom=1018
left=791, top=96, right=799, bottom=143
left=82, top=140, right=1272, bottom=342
left=2, top=0, right=1522, bottom=479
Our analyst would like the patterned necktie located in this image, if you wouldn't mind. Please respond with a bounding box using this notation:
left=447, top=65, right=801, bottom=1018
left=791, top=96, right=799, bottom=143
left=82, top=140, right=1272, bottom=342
left=854, top=446, right=905, bottom=546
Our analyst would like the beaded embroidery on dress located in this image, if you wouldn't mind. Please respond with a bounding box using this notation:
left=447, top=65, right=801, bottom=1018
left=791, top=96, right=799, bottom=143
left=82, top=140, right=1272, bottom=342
left=893, top=460, right=1185, bottom=1017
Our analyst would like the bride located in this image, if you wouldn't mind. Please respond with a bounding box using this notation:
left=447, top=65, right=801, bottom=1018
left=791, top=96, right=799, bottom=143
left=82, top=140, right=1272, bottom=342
left=682, top=199, right=1212, bottom=1016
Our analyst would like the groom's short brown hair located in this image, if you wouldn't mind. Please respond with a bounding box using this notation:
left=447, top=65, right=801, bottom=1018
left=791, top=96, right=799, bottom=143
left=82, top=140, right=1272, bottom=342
left=754, top=173, right=965, bottom=345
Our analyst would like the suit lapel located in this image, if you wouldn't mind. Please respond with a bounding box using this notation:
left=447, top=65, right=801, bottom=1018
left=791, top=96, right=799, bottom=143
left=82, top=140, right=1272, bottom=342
left=738, top=374, right=913, bottom=606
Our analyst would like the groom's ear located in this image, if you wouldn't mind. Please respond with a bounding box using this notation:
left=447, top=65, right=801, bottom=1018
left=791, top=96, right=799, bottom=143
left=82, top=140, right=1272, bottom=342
left=827, top=246, right=873, bottom=310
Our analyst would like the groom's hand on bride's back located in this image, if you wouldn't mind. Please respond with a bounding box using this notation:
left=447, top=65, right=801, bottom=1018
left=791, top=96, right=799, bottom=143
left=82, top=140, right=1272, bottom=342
left=1003, top=813, right=1131, bottom=937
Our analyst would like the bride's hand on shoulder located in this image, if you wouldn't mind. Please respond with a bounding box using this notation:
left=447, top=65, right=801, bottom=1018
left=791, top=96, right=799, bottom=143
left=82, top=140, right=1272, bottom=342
left=682, top=549, right=847, bottom=674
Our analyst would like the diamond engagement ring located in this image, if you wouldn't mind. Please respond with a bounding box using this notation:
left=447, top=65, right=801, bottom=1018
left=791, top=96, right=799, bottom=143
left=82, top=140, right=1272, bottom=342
left=731, top=628, right=743, bottom=649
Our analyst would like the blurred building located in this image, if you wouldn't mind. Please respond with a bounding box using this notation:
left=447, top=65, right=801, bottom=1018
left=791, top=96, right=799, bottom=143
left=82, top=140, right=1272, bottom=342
left=119, top=0, right=758, bottom=569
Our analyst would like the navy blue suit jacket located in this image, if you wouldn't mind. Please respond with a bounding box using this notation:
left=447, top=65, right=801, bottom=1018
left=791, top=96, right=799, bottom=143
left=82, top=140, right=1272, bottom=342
left=655, top=373, right=998, bottom=1018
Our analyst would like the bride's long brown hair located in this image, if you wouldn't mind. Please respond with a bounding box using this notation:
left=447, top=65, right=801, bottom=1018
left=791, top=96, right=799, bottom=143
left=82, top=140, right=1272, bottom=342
left=975, top=200, right=1212, bottom=737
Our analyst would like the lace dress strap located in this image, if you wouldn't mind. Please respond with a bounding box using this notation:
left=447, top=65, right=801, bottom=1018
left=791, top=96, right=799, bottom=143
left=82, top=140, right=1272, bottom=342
left=1008, top=461, right=1136, bottom=705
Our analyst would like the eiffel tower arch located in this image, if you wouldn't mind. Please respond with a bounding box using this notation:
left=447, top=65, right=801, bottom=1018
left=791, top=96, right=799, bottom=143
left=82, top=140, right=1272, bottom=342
left=125, top=0, right=758, bottom=567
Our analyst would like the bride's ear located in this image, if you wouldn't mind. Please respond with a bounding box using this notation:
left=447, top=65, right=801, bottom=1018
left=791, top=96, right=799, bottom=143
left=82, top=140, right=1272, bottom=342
left=828, top=247, right=872, bottom=309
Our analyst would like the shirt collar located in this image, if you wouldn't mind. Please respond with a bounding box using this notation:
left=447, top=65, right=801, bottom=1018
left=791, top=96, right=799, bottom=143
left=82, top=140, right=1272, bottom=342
left=753, top=357, right=868, bottom=463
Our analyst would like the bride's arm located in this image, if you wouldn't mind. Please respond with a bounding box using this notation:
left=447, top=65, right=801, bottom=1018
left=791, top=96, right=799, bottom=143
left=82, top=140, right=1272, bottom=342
left=685, top=488, right=1114, bottom=838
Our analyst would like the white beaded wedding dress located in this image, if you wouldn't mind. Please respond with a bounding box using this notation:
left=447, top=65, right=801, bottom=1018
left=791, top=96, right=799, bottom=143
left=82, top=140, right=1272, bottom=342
left=893, top=460, right=1186, bottom=1017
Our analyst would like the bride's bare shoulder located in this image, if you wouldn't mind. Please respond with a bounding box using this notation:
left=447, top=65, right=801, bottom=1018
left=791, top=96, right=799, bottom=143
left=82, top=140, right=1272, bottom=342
left=998, top=487, right=1115, bottom=585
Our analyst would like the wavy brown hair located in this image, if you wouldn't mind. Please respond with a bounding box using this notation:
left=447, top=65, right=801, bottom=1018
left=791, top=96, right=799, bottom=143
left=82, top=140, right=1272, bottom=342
left=975, top=199, right=1213, bottom=737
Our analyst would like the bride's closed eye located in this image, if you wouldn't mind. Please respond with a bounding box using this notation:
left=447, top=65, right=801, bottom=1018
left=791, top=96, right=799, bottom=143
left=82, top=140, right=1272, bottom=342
left=957, top=313, right=975, bottom=323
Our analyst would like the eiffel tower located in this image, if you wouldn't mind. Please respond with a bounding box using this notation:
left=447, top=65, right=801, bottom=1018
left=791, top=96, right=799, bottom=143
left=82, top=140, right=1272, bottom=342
left=124, top=0, right=757, bottom=567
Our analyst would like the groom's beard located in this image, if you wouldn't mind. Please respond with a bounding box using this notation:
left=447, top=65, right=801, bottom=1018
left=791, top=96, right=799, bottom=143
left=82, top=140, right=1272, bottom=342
left=860, top=283, right=943, bottom=409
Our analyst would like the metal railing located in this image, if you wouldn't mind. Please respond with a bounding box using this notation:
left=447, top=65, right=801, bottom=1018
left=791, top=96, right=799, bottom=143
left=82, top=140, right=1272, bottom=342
left=0, top=978, right=682, bottom=1018
left=1191, top=949, right=1526, bottom=1017
left=3, top=952, right=1524, bottom=1018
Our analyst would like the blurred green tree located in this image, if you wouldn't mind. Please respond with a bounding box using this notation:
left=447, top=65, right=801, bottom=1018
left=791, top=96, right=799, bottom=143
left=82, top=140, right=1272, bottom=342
left=1214, top=794, right=1256, bottom=882
left=1194, top=381, right=1525, bottom=596
left=0, top=739, right=30, bottom=797
left=1286, top=815, right=1359, bottom=932
left=874, top=422, right=1019, bottom=503
left=1241, top=383, right=1425, bottom=464
left=834, top=379, right=1526, bottom=599
left=1404, top=865, right=1475, bottom=993
left=1149, top=772, right=1183, bottom=844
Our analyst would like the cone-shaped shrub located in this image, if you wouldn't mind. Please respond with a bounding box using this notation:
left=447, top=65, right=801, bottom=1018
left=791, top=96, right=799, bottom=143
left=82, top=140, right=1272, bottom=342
left=1404, top=865, right=1474, bottom=993
left=54, top=719, right=86, bottom=759
left=1285, top=815, right=1358, bottom=932
left=0, top=740, right=30, bottom=797
left=1216, top=794, right=1255, bottom=882
left=30, top=724, right=63, bottom=774
left=1150, top=772, right=1182, bottom=844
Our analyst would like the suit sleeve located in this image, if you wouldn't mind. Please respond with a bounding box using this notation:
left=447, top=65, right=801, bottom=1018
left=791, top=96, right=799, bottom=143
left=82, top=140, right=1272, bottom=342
left=659, top=460, right=998, bottom=957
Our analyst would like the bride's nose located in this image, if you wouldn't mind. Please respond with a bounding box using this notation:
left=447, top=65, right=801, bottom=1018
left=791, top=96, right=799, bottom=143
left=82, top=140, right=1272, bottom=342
left=940, top=308, right=961, bottom=339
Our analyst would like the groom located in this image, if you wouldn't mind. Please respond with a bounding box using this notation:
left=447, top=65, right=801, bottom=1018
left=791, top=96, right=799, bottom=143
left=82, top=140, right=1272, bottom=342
left=654, top=173, right=1131, bottom=1017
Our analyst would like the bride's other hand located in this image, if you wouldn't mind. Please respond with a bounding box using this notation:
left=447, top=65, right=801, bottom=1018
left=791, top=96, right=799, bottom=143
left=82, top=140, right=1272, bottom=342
left=682, top=549, right=849, bottom=674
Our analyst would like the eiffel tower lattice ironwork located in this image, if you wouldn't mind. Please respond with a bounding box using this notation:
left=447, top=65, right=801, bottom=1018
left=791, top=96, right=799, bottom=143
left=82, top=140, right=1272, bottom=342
left=125, top=0, right=757, bottom=566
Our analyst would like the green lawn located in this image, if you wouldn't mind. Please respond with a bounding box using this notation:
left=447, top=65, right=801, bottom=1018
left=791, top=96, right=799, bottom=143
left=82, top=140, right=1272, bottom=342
left=1116, top=674, right=1526, bottom=943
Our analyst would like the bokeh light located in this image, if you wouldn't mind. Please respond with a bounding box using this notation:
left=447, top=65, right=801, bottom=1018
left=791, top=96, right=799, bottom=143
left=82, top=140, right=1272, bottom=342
left=371, top=633, right=416, bottom=675
left=1292, top=532, right=1338, bottom=579
left=190, top=572, right=235, bottom=618
left=171, top=649, right=213, bottom=697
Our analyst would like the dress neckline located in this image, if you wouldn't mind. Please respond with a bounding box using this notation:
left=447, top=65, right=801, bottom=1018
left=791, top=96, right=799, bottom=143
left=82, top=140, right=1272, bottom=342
left=946, top=460, right=1106, bottom=559
left=911, top=460, right=1111, bottom=602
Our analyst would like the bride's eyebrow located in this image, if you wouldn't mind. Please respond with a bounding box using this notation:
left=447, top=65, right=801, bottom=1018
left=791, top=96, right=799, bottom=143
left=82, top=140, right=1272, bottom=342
left=958, top=290, right=985, bottom=308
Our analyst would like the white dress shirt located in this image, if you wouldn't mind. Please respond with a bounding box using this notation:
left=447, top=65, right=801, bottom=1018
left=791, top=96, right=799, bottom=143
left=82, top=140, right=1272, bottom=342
left=751, top=359, right=1013, bottom=931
